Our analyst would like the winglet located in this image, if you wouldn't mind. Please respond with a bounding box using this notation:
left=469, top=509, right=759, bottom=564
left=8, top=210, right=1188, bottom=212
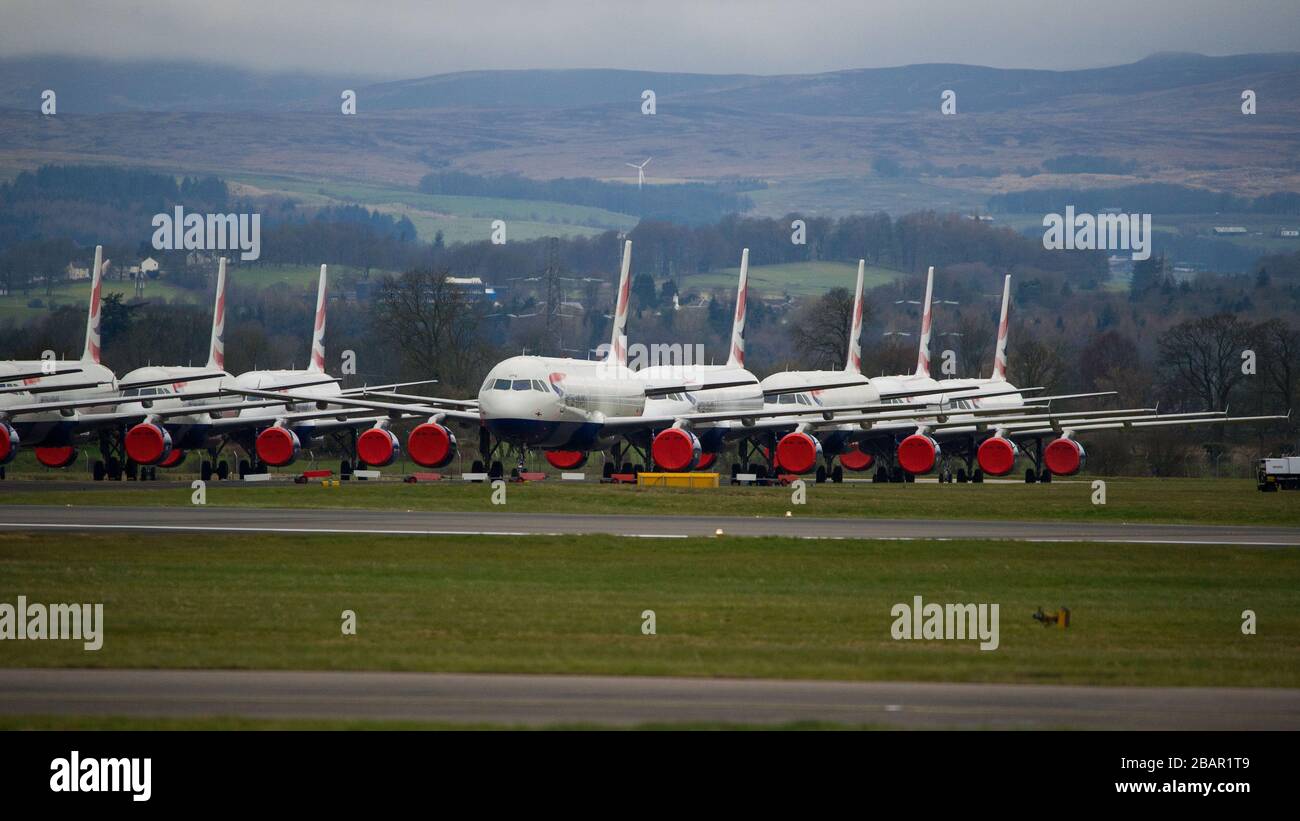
left=206, top=257, right=228, bottom=371
left=81, top=245, right=105, bottom=364
left=726, top=248, right=749, bottom=368
left=307, top=264, right=328, bottom=373
left=992, top=273, right=1011, bottom=382
left=914, top=266, right=934, bottom=378
left=609, top=240, right=632, bottom=367
left=845, top=259, right=866, bottom=374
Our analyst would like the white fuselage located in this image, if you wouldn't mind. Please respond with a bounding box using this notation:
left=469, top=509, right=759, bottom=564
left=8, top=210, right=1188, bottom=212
left=0, top=360, right=119, bottom=445
left=477, top=355, right=644, bottom=449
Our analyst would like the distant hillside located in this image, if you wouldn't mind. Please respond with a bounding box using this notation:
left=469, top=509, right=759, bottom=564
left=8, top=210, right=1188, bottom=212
left=1, top=52, right=1298, bottom=269
left=4, top=52, right=1297, bottom=115
left=0, top=56, right=363, bottom=113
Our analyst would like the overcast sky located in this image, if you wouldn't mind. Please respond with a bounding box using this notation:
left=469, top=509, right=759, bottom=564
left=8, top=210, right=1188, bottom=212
left=4, top=0, right=1298, bottom=78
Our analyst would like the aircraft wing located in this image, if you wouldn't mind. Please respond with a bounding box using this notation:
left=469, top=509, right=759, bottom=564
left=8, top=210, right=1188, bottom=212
left=596, top=397, right=1058, bottom=434
left=347, top=389, right=478, bottom=408
left=996, top=412, right=1287, bottom=438
left=218, top=387, right=482, bottom=423
left=0, top=380, right=111, bottom=396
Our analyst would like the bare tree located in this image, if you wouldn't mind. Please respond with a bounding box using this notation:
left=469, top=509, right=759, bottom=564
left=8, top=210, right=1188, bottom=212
left=1009, top=327, right=1069, bottom=394
left=373, top=268, right=493, bottom=393
left=789, top=287, right=862, bottom=370
left=1157, top=313, right=1254, bottom=412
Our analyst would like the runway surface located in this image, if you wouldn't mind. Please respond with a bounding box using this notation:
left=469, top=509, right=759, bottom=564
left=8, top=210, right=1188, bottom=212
left=0, top=503, right=1297, bottom=544
left=2, top=668, right=1296, bottom=729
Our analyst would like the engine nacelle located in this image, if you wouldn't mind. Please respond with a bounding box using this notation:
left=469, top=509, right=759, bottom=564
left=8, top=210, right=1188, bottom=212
left=125, top=422, right=174, bottom=466
left=976, top=436, right=1020, bottom=477
left=897, top=433, right=941, bottom=475
left=652, top=428, right=701, bottom=472
left=407, top=422, right=457, bottom=469
left=696, top=451, right=718, bottom=471
left=544, top=450, right=588, bottom=470
left=0, top=422, right=20, bottom=466
left=1043, top=438, right=1086, bottom=476
left=357, top=427, right=401, bottom=467
left=34, top=445, right=78, bottom=469
left=839, top=443, right=874, bottom=472
left=775, top=431, right=823, bottom=475
left=256, top=426, right=301, bottom=467
left=158, top=449, right=187, bottom=469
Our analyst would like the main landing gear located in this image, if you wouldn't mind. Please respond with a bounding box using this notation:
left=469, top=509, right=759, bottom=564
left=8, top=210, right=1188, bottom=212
left=1024, top=437, right=1053, bottom=483
left=473, top=425, right=505, bottom=479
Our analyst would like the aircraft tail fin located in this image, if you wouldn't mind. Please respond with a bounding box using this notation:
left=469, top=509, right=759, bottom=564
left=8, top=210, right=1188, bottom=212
left=845, top=259, right=866, bottom=373
left=307, top=264, right=328, bottom=373
left=992, top=274, right=1011, bottom=382
left=609, top=240, right=632, bottom=367
left=81, top=245, right=105, bottom=364
left=206, top=257, right=228, bottom=371
left=726, top=248, right=749, bottom=368
left=914, top=266, right=934, bottom=378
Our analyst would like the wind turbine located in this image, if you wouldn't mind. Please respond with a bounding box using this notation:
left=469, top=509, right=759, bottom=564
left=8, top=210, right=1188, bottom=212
left=626, top=157, right=651, bottom=189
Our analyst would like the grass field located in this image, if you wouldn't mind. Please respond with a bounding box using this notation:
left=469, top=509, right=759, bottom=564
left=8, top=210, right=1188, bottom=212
left=0, top=531, right=1295, bottom=688
left=1, top=476, right=1296, bottom=527
left=686, top=261, right=902, bottom=298
left=0, top=278, right=196, bottom=324
left=0, top=264, right=387, bottom=324
left=231, top=173, right=637, bottom=244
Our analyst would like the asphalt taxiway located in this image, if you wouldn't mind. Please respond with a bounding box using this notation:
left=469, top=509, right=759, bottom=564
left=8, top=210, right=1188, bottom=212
left=0, top=503, right=1296, bottom=544
left=1, top=668, right=1295, bottom=729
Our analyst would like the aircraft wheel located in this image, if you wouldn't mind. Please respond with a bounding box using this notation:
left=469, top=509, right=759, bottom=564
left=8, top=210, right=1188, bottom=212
left=620, top=461, right=633, bottom=475
left=904, top=472, right=915, bottom=483
left=632, top=463, right=643, bottom=476
left=126, top=459, right=139, bottom=481
left=201, top=460, right=214, bottom=482
left=93, top=460, right=106, bottom=481
left=107, top=457, right=122, bottom=480
left=239, top=459, right=251, bottom=478
left=1040, top=470, right=1052, bottom=484
left=217, top=460, right=230, bottom=480
left=832, top=465, right=843, bottom=483
left=1025, top=468, right=1037, bottom=483
left=489, top=461, right=504, bottom=479
left=956, top=468, right=967, bottom=483
left=340, top=460, right=353, bottom=478
left=815, top=465, right=827, bottom=484
left=602, top=462, right=614, bottom=480
left=973, top=469, right=984, bottom=483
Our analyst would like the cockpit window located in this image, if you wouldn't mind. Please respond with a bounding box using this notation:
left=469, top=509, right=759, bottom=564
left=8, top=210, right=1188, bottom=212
left=512, top=379, right=532, bottom=391
left=493, top=379, right=511, bottom=390
left=532, top=380, right=548, bottom=392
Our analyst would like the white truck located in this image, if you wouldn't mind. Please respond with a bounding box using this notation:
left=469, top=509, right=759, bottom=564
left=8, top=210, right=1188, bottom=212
left=1257, top=457, right=1300, bottom=491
